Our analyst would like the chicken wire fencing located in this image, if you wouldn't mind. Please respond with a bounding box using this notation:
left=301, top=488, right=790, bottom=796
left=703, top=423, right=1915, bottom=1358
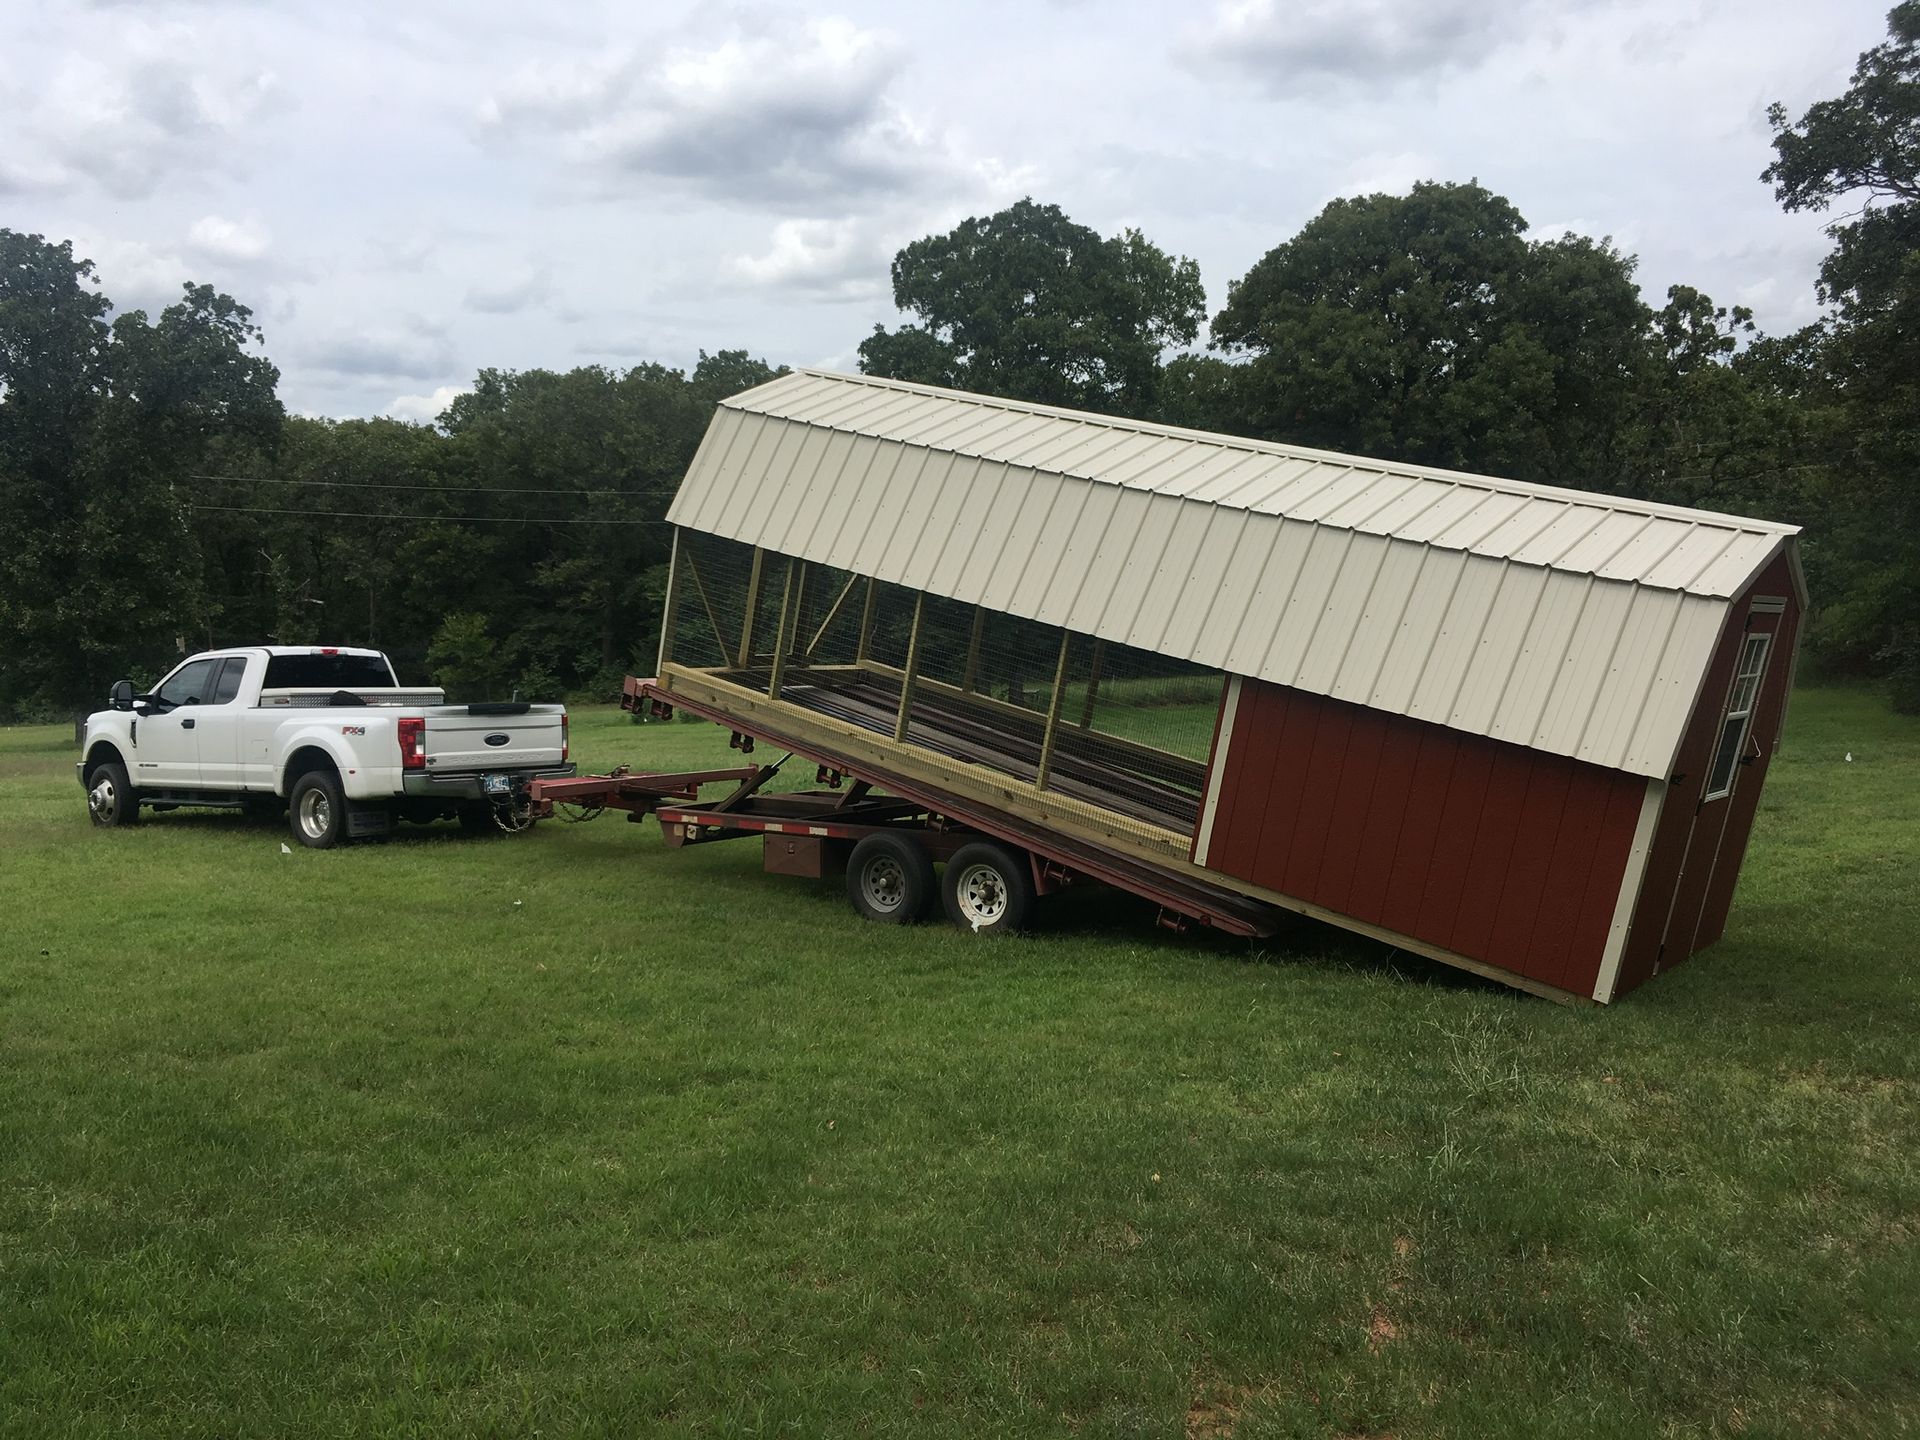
left=661, top=531, right=1222, bottom=835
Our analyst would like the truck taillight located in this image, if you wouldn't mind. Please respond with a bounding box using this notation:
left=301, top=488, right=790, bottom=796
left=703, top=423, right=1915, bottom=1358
left=397, top=716, right=426, bottom=770
left=561, top=713, right=569, bottom=763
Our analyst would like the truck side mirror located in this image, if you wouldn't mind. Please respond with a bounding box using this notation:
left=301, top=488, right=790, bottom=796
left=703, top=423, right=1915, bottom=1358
left=109, top=679, right=135, bottom=711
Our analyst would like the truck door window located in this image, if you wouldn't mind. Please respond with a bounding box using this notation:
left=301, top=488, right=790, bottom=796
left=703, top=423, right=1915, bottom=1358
left=209, top=658, right=246, bottom=704
left=155, top=658, right=219, bottom=708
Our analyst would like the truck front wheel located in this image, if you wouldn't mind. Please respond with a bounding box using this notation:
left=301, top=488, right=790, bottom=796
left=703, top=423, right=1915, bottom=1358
left=85, top=761, right=140, bottom=828
left=290, top=771, right=348, bottom=850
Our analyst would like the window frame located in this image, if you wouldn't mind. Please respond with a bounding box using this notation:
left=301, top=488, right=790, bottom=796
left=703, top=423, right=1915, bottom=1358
left=1703, top=632, right=1771, bottom=802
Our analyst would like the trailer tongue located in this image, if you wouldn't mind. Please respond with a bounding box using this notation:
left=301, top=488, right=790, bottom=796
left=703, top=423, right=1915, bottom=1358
left=527, top=678, right=1285, bottom=939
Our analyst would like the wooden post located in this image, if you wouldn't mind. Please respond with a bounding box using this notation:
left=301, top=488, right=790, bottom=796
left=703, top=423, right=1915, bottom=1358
left=1034, top=629, right=1074, bottom=790
left=655, top=530, right=683, bottom=672
left=1077, top=640, right=1105, bottom=728
left=768, top=558, right=800, bottom=699
left=856, top=577, right=879, bottom=664
left=961, top=606, right=986, bottom=693
left=736, top=547, right=766, bottom=669
left=893, top=590, right=926, bottom=744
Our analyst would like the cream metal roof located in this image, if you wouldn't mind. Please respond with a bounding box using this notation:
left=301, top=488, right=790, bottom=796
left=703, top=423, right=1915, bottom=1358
left=668, top=369, right=1804, bottom=779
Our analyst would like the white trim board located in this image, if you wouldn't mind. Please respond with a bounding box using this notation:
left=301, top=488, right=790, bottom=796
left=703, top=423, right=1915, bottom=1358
left=1592, top=778, right=1667, bottom=1003
left=1192, top=676, right=1243, bottom=868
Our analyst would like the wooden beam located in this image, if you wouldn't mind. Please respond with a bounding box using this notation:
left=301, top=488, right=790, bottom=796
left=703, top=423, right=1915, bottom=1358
left=1034, top=629, right=1074, bottom=790
left=855, top=576, right=879, bottom=663
left=893, top=590, right=926, bottom=744
left=768, top=558, right=800, bottom=699
left=679, top=544, right=732, bottom=661
left=805, top=571, right=861, bottom=658
left=1076, top=640, right=1106, bottom=728
left=655, top=529, right=683, bottom=671
left=961, top=606, right=986, bottom=692
left=736, top=547, right=766, bottom=669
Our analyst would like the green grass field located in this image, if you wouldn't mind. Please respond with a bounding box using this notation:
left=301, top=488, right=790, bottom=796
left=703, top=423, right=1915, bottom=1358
left=2, top=691, right=1915, bottom=1437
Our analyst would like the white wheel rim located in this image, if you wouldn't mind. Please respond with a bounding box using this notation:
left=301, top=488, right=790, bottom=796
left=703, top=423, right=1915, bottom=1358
left=298, top=789, right=331, bottom=840
left=955, top=862, right=1008, bottom=925
left=861, top=854, right=905, bottom=912
left=88, top=777, right=115, bottom=819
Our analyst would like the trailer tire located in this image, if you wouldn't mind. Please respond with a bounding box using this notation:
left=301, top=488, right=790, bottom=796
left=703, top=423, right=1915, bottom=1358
left=846, top=833, right=934, bottom=924
left=942, top=841, right=1034, bottom=935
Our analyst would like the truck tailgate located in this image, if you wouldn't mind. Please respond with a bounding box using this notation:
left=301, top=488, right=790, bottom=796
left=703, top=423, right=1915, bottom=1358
left=425, top=707, right=565, bottom=771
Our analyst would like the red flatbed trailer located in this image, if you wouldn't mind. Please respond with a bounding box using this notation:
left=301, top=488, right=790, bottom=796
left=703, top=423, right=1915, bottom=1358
left=527, top=677, right=1286, bottom=938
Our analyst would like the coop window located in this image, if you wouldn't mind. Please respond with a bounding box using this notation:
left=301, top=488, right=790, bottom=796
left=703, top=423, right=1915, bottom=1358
left=1704, top=633, right=1770, bottom=801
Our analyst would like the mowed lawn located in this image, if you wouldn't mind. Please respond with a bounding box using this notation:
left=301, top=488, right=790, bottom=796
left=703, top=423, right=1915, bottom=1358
left=1, top=691, right=1915, bottom=1438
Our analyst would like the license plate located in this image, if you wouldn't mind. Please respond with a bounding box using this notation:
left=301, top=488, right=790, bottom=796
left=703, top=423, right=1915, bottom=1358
left=482, top=774, right=511, bottom=795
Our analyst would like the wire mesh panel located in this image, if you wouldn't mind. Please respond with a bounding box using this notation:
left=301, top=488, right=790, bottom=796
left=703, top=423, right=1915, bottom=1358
left=661, top=530, right=1222, bottom=837
left=665, top=530, right=757, bottom=671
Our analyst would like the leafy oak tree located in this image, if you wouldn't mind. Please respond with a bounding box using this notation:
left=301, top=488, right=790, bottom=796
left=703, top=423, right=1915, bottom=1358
left=1205, top=182, right=1654, bottom=488
left=0, top=233, right=283, bottom=715
left=859, top=199, right=1206, bottom=417
left=1765, top=1, right=1920, bottom=705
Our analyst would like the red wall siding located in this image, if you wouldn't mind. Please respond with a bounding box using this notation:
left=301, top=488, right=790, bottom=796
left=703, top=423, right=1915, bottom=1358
left=1613, top=552, right=1801, bottom=996
left=1200, top=682, right=1646, bottom=996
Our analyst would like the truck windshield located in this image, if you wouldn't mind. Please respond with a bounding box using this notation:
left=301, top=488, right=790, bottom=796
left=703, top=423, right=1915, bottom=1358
left=262, top=654, right=395, bottom=689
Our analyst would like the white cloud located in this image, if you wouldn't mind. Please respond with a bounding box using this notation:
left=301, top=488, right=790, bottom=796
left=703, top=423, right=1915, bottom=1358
left=1184, top=0, right=1598, bottom=90
left=726, top=218, right=888, bottom=300
left=483, top=13, right=970, bottom=208
left=465, top=268, right=552, bottom=315
left=70, top=232, right=193, bottom=315
left=306, top=322, right=456, bottom=381
left=386, top=384, right=468, bottom=425
left=31, top=30, right=278, bottom=199
left=187, top=214, right=272, bottom=264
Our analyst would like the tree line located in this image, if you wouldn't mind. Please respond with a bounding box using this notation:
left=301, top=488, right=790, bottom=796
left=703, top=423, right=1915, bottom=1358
left=2, top=3, right=1913, bottom=717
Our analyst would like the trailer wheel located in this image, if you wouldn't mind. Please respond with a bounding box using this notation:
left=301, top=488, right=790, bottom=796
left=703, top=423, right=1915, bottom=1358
left=846, top=833, right=934, bottom=924
left=942, top=841, right=1034, bottom=935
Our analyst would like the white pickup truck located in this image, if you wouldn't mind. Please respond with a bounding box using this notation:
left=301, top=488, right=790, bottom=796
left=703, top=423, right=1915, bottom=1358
left=77, top=645, right=573, bottom=848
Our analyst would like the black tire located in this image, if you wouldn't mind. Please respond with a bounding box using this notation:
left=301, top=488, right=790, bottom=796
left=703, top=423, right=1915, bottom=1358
left=941, top=841, right=1035, bottom=934
left=84, top=761, right=140, bottom=828
left=289, top=770, right=348, bottom=850
left=846, top=833, right=935, bottom=924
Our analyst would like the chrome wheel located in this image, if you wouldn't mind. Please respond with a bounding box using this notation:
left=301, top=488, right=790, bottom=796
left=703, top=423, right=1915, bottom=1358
left=952, top=862, right=1009, bottom=927
left=860, top=853, right=907, bottom=914
left=88, top=776, right=116, bottom=822
left=298, top=787, right=332, bottom=842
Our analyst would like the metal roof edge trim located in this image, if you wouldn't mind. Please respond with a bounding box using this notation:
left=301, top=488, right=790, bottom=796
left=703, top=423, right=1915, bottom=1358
left=722, top=368, right=1803, bottom=541
left=697, top=395, right=1793, bottom=601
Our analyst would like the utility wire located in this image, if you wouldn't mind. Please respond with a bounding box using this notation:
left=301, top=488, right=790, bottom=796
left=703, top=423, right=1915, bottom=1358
left=191, top=472, right=672, bottom=498
left=189, top=502, right=667, bottom=526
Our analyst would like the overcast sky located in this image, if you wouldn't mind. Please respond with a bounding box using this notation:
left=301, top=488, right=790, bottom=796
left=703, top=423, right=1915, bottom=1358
left=0, top=0, right=1888, bottom=421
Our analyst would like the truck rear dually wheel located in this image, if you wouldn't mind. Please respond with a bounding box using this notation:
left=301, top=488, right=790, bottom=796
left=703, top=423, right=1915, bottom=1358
left=290, top=771, right=348, bottom=849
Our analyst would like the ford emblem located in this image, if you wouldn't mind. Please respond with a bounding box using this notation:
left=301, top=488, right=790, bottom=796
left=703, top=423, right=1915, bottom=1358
left=483, top=732, right=511, bottom=747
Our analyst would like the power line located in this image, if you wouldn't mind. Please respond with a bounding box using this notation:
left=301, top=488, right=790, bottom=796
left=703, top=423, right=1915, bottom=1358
left=192, top=472, right=672, bottom=498
left=188, top=502, right=667, bottom=526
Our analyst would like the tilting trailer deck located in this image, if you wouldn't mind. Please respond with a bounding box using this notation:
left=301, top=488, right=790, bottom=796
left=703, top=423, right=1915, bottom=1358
left=530, top=677, right=1285, bottom=937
